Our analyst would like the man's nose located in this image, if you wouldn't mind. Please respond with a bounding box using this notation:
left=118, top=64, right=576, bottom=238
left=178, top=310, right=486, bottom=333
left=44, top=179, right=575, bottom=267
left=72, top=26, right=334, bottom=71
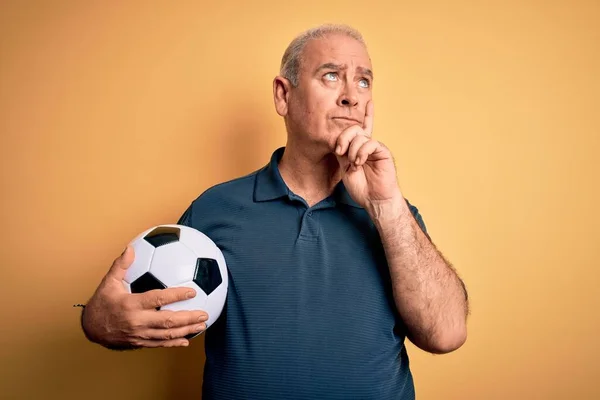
left=337, top=84, right=359, bottom=107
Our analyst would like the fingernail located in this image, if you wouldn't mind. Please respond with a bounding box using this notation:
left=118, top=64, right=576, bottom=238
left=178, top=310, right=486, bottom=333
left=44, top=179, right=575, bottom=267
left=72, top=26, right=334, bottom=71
left=198, top=315, right=207, bottom=322
left=336, top=145, right=341, bottom=154
left=182, top=341, right=189, bottom=347
left=186, top=291, right=195, bottom=299
left=196, top=324, right=206, bottom=331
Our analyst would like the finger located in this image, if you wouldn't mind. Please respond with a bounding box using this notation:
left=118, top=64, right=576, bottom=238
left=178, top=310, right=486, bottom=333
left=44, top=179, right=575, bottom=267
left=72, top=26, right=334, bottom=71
left=363, top=100, right=374, bottom=137
left=108, top=245, right=135, bottom=281
left=335, top=125, right=363, bottom=156
left=137, top=287, right=196, bottom=310
left=131, top=338, right=191, bottom=348
left=356, top=140, right=384, bottom=165
left=347, top=134, right=370, bottom=164
left=137, top=323, right=207, bottom=341
left=146, top=310, right=209, bottom=329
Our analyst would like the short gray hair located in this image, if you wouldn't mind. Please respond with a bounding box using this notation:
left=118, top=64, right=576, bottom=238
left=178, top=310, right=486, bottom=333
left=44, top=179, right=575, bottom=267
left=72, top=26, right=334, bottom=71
left=280, top=24, right=366, bottom=87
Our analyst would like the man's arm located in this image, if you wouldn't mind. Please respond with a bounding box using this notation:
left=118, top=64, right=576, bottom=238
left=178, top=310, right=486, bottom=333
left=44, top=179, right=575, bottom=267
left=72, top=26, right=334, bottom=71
left=331, top=100, right=468, bottom=353
left=368, top=197, right=469, bottom=354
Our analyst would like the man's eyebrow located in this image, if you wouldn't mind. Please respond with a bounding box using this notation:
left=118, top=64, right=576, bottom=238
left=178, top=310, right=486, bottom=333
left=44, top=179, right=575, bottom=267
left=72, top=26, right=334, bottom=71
left=316, top=63, right=373, bottom=79
left=316, top=63, right=344, bottom=72
left=357, top=66, right=373, bottom=80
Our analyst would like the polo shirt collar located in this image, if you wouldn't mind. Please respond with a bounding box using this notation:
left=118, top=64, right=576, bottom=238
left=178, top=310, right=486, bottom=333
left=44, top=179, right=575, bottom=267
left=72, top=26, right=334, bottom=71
left=254, top=147, right=289, bottom=202
left=333, top=180, right=362, bottom=208
left=254, top=146, right=362, bottom=208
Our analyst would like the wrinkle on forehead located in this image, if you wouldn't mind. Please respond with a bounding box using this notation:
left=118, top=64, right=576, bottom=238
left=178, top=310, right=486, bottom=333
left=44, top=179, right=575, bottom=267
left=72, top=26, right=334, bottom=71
left=302, top=35, right=372, bottom=75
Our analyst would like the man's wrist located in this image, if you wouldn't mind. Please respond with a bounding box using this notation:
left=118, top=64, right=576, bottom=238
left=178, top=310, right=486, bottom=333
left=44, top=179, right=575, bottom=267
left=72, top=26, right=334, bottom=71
left=367, top=194, right=410, bottom=229
left=80, top=304, right=97, bottom=343
left=79, top=300, right=103, bottom=345
left=80, top=306, right=137, bottom=351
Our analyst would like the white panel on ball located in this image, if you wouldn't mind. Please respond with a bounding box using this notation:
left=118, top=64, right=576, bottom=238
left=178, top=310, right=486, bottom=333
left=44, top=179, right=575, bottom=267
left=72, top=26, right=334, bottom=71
left=179, top=225, right=219, bottom=258
left=123, top=237, right=155, bottom=284
left=150, top=241, right=197, bottom=287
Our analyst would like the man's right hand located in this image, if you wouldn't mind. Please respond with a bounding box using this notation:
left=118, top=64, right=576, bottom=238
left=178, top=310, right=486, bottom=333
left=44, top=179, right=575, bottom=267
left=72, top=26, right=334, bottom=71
left=81, top=245, right=209, bottom=349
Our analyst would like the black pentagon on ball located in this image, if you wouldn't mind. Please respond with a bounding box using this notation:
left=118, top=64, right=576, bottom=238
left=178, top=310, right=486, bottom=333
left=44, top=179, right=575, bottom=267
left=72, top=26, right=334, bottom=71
left=144, top=226, right=180, bottom=248
left=130, top=272, right=167, bottom=294
left=193, top=258, right=222, bottom=295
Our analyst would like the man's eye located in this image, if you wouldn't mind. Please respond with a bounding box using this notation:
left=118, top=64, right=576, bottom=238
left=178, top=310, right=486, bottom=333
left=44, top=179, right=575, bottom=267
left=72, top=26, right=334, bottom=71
left=325, top=72, right=338, bottom=81
left=359, top=79, right=370, bottom=88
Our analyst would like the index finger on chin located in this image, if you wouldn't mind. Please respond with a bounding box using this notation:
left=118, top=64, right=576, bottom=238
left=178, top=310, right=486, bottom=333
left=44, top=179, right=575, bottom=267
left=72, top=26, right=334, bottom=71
left=363, top=100, right=374, bottom=136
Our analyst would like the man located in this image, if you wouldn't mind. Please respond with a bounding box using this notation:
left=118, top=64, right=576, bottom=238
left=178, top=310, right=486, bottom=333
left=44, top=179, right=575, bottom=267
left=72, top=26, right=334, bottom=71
left=81, top=24, right=469, bottom=399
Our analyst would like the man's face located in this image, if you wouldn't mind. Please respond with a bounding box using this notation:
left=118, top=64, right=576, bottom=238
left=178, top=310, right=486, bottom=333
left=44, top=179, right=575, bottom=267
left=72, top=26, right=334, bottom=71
left=284, top=34, right=373, bottom=151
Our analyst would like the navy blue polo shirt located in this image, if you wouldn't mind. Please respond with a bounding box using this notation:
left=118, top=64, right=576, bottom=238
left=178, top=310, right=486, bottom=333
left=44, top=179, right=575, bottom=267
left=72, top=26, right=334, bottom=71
left=178, top=147, right=429, bottom=400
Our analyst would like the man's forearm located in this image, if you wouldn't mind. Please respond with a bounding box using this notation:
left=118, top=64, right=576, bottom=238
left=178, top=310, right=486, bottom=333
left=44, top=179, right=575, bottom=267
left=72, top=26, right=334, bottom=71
left=368, top=196, right=469, bottom=354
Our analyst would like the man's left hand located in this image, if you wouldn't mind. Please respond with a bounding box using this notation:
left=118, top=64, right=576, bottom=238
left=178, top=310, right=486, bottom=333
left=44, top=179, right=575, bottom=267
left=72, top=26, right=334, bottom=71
left=334, top=100, right=402, bottom=208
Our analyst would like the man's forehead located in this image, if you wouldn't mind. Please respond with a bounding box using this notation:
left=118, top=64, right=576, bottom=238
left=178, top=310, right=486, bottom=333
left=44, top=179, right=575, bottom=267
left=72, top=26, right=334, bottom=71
left=303, top=35, right=372, bottom=70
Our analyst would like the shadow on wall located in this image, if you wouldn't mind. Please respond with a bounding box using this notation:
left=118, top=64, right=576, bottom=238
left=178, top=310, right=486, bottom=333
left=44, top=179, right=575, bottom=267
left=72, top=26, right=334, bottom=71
left=189, top=97, right=284, bottom=186
left=166, top=335, right=207, bottom=398
left=165, top=99, right=281, bottom=398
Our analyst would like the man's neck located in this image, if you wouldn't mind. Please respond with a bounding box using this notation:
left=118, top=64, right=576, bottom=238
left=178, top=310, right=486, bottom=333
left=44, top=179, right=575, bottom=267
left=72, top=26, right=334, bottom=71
left=278, top=141, right=342, bottom=207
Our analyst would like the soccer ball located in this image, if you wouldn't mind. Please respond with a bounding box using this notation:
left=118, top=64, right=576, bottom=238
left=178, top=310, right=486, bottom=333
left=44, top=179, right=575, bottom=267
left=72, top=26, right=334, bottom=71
left=122, top=224, right=228, bottom=337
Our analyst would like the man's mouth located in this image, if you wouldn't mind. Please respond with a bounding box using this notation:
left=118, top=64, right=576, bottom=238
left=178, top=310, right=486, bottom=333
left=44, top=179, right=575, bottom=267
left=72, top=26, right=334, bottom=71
left=332, top=117, right=362, bottom=125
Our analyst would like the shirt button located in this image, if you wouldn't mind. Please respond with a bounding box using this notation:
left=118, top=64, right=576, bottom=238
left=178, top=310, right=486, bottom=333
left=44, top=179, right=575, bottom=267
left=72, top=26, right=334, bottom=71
left=307, top=212, right=313, bottom=217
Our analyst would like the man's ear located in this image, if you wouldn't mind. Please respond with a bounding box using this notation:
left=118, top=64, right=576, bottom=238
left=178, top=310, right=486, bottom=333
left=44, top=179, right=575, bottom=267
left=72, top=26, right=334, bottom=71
left=273, top=76, right=292, bottom=117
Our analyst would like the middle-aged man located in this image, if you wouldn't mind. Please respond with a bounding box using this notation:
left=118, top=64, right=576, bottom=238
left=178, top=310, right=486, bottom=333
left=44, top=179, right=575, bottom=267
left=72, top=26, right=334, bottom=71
left=81, top=24, right=469, bottom=399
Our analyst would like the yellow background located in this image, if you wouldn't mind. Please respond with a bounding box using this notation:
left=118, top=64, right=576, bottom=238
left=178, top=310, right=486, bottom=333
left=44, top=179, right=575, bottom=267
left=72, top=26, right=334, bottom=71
left=1, top=1, right=598, bottom=399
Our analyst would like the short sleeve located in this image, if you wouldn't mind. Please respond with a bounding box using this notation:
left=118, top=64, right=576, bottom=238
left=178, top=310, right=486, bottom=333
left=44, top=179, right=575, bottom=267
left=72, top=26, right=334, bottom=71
left=177, top=204, right=193, bottom=227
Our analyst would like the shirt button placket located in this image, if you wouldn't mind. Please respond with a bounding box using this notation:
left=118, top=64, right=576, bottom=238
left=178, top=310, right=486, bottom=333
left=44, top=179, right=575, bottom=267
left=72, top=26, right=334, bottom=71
left=298, top=209, right=318, bottom=240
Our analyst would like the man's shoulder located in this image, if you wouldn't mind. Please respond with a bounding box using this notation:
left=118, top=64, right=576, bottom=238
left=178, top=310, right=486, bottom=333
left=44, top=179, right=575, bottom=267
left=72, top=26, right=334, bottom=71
left=177, top=166, right=265, bottom=226
left=193, top=167, right=261, bottom=205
